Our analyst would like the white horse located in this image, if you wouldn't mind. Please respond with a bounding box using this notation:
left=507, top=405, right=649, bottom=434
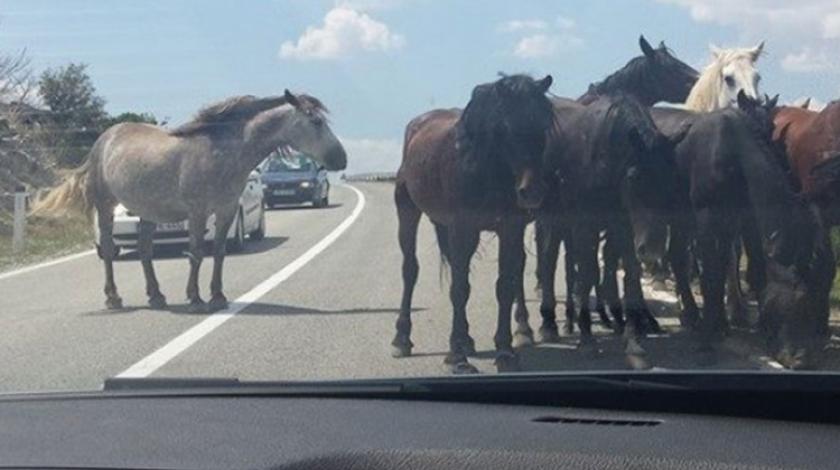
left=684, top=42, right=764, bottom=112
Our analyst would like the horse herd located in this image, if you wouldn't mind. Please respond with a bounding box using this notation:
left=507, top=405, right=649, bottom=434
left=394, top=36, right=840, bottom=372
left=34, top=36, right=840, bottom=373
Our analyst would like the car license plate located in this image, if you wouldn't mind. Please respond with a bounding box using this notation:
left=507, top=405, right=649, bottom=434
left=157, top=221, right=186, bottom=232
left=274, top=189, right=296, bottom=196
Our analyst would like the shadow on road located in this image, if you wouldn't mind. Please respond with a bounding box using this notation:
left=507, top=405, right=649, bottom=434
left=114, top=236, right=289, bottom=261
left=268, top=203, right=343, bottom=211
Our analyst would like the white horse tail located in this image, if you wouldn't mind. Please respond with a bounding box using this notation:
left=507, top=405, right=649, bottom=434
left=30, top=156, right=95, bottom=219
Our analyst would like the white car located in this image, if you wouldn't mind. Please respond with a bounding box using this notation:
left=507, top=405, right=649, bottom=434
left=94, top=171, right=266, bottom=255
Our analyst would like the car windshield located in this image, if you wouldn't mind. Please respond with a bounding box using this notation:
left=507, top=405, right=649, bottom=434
left=2, top=1, right=840, bottom=396
left=266, top=154, right=315, bottom=173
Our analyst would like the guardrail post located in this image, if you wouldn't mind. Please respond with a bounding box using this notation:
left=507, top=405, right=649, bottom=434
left=12, top=185, right=27, bottom=254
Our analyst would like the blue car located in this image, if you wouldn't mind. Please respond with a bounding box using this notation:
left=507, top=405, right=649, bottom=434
left=260, top=152, right=330, bottom=208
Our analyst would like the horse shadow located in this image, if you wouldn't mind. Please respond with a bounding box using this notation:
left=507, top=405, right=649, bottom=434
left=114, top=236, right=289, bottom=261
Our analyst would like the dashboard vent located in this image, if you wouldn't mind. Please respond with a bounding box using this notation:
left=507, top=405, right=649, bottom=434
left=533, top=416, right=662, bottom=427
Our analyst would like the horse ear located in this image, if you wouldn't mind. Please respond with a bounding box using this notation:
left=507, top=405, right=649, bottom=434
left=709, top=44, right=722, bottom=59
left=750, top=41, right=765, bottom=61
left=284, top=89, right=301, bottom=108
left=767, top=94, right=779, bottom=109
left=659, top=40, right=667, bottom=50
left=639, top=35, right=656, bottom=59
left=538, top=74, right=553, bottom=93
left=801, top=98, right=812, bottom=109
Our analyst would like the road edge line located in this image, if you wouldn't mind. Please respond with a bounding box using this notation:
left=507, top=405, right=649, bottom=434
left=0, top=249, right=97, bottom=281
left=116, top=184, right=366, bottom=379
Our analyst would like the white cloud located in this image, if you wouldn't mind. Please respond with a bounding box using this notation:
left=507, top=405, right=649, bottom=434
left=498, top=19, right=547, bottom=33
left=340, top=137, right=402, bottom=173
left=501, top=14, right=583, bottom=59
left=279, top=7, right=404, bottom=61
left=781, top=47, right=835, bottom=73
left=823, top=11, right=840, bottom=38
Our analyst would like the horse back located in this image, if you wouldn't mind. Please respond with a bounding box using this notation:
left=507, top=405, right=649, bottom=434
left=398, top=109, right=464, bottom=226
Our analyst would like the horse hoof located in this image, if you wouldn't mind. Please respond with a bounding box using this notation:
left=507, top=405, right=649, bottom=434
left=208, top=296, right=229, bottom=312
left=450, top=361, right=479, bottom=375
left=513, top=331, right=535, bottom=349
left=495, top=352, right=521, bottom=373
left=187, top=300, right=207, bottom=314
left=730, top=315, right=750, bottom=329
left=680, top=311, right=700, bottom=330
left=148, top=295, right=167, bottom=310
left=105, top=297, right=123, bottom=310
left=625, top=338, right=647, bottom=356
left=539, top=326, right=562, bottom=344
left=390, top=336, right=413, bottom=358
left=627, top=354, right=652, bottom=370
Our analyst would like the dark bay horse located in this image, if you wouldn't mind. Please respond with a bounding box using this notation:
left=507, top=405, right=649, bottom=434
left=525, top=36, right=698, bottom=345
left=393, top=74, right=554, bottom=373
left=648, top=92, right=831, bottom=368
left=535, top=94, right=684, bottom=368
left=33, top=91, right=346, bottom=312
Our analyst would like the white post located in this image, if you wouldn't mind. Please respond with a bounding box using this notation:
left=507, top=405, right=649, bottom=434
left=12, top=185, right=26, bottom=254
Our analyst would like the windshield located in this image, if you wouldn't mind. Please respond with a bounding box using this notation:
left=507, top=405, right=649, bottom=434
left=2, top=1, right=840, bottom=395
left=265, top=153, right=316, bottom=173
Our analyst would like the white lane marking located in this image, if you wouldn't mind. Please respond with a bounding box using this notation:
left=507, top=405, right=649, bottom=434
left=0, top=249, right=96, bottom=281
left=117, top=184, right=366, bottom=378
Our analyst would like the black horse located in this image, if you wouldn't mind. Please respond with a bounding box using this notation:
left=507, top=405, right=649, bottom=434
left=533, top=93, right=686, bottom=368
left=520, top=36, right=698, bottom=347
left=644, top=92, right=833, bottom=368
left=394, top=74, right=554, bottom=374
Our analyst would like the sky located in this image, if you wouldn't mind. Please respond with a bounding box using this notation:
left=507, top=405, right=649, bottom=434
left=1, top=0, right=839, bottom=174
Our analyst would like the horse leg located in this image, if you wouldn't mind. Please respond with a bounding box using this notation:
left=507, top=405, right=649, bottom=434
left=696, top=213, right=730, bottom=360
left=185, top=212, right=208, bottom=313
left=742, top=214, right=766, bottom=300
left=613, top=221, right=651, bottom=367
left=445, top=226, right=479, bottom=374
left=138, top=219, right=166, bottom=309
left=669, top=224, right=700, bottom=330
left=494, top=221, right=528, bottom=372
left=536, top=218, right=561, bottom=342
left=96, top=204, right=122, bottom=310
left=208, top=205, right=238, bottom=312
left=573, top=224, right=599, bottom=349
left=599, top=229, right=622, bottom=334
left=563, top=229, right=577, bottom=334
left=725, top=241, right=748, bottom=330
left=392, top=182, right=421, bottom=358
left=512, top=281, right=535, bottom=349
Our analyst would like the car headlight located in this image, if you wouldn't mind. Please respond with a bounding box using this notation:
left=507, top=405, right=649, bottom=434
left=299, top=181, right=312, bottom=188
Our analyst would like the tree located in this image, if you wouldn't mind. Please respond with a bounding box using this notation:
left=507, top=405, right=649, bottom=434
left=105, top=111, right=158, bottom=128
left=38, top=63, right=107, bottom=167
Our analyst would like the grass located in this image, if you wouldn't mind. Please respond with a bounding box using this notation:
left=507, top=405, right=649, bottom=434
left=0, top=213, right=93, bottom=272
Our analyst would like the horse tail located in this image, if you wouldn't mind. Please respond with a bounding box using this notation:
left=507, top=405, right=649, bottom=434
left=433, top=223, right=451, bottom=285
left=30, top=155, right=95, bottom=219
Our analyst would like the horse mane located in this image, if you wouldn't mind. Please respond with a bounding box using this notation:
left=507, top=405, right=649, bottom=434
left=170, top=93, right=328, bottom=136
left=583, top=56, right=654, bottom=104
left=685, top=48, right=758, bottom=112
left=454, top=74, right=554, bottom=206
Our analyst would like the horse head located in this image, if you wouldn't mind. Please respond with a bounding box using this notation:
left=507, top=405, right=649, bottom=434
left=637, top=35, right=699, bottom=104
left=686, top=42, right=764, bottom=111
left=274, top=90, right=347, bottom=171
left=456, top=73, right=554, bottom=209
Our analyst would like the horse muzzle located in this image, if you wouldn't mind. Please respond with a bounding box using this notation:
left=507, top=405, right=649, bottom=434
left=515, top=169, right=545, bottom=209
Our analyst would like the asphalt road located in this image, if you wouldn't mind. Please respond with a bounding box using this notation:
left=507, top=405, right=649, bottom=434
left=1, top=182, right=839, bottom=393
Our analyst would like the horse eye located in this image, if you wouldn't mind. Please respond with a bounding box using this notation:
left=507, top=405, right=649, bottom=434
left=724, top=75, right=736, bottom=88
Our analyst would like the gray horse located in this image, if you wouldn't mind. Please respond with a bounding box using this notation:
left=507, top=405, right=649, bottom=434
left=33, top=90, right=346, bottom=312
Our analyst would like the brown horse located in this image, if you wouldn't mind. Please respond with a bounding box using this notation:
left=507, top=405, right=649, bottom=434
left=393, top=74, right=554, bottom=374
left=774, top=102, right=840, bottom=225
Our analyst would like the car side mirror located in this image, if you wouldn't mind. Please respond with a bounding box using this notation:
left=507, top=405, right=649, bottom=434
left=318, top=165, right=326, bottom=172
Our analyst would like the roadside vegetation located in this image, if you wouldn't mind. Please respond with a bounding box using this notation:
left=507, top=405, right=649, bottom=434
left=0, top=45, right=158, bottom=272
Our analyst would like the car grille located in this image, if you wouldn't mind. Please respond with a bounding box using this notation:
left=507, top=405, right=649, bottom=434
left=266, top=181, right=300, bottom=190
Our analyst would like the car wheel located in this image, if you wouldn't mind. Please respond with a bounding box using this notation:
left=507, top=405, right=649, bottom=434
left=226, top=211, right=245, bottom=253
left=250, top=205, right=266, bottom=240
